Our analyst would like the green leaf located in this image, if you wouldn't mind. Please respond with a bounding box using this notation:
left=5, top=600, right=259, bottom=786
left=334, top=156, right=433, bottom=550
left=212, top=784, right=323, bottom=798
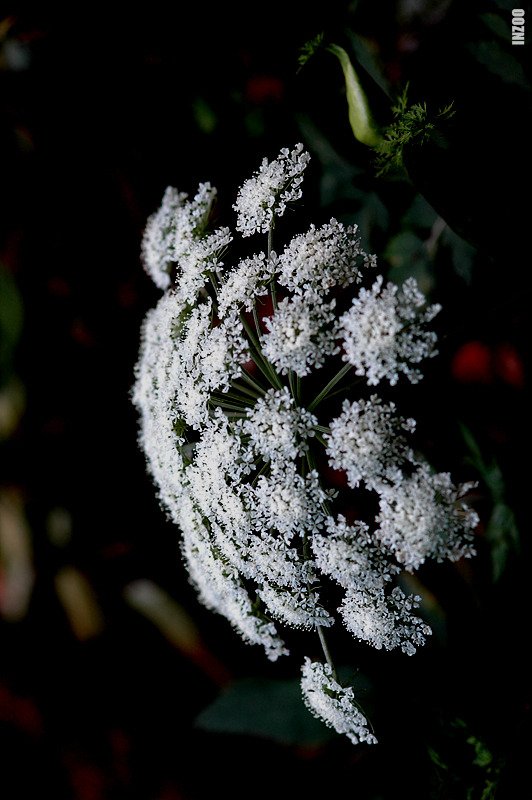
left=326, top=44, right=382, bottom=148
left=0, top=262, right=24, bottom=384
left=297, top=32, right=324, bottom=72
left=466, top=40, right=531, bottom=90
left=195, top=676, right=337, bottom=745
left=442, top=227, right=477, bottom=284
left=345, top=31, right=392, bottom=98
left=460, top=423, right=520, bottom=581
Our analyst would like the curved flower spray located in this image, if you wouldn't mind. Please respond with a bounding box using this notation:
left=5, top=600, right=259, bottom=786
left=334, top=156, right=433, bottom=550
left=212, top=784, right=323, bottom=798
left=133, top=144, right=478, bottom=745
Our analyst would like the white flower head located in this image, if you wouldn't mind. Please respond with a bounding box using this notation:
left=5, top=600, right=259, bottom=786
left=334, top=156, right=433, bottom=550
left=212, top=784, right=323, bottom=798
left=339, top=584, right=432, bottom=656
left=217, top=252, right=276, bottom=318
left=339, top=275, right=441, bottom=386
left=301, top=658, right=377, bottom=745
left=375, top=464, right=478, bottom=571
left=141, top=187, right=189, bottom=289
left=262, top=295, right=338, bottom=377
left=240, top=386, right=317, bottom=464
left=233, top=143, right=310, bottom=237
left=278, top=218, right=373, bottom=298
left=326, top=395, right=417, bottom=490
left=141, top=182, right=231, bottom=303
left=134, top=144, right=478, bottom=746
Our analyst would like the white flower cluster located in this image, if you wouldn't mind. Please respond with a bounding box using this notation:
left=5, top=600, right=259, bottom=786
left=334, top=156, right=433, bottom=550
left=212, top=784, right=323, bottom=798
left=133, top=144, right=478, bottom=746
left=301, top=658, right=377, bottom=745
left=233, top=143, right=310, bottom=237
left=340, top=275, right=441, bottom=386
left=141, top=182, right=232, bottom=301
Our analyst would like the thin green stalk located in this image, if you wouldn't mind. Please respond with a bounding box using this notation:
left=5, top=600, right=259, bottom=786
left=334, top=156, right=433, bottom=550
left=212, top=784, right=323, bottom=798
left=212, top=389, right=256, bottom=406
left=317, top=625, right=338, bottom=681
left=240, top=314, right=283, bottom=391
left=308, top=362, right=353, bottom=412
left=239, top=367, right=268, bottom=395
left=288, top=369, right=299, bottom=405
left=252, top=298, right=263, bottom=343
left=208, top=399, right=249, bottom=414
left=230, top=379, right=263, bottom=401
left=267, top=226, right=274, bottom=260
left=251, top=458, right=271, bottom=488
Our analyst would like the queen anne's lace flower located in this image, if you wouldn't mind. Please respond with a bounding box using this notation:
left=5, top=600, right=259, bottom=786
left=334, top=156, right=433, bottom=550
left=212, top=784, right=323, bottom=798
left=141, top=187, right=189, bottom=289
left=301, top=659, right=377, bottom=745
left=375, top=465, right=478, bottom=571
left=325, top=396, right=417, bottom=489
left=133, top=144, right=478, bottom=746
left=233, top=143, right=310, bottom=237
left=262, top=295, right=338, bottom=377
left=238, top=387, right=317, bottom=464
left=339, top=275, right=441, bottom=385
left=277, top=218, right=372, bottom=298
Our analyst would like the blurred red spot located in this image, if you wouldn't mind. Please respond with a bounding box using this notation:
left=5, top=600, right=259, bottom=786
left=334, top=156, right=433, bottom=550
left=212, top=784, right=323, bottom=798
left=70, top=318, right=95, bottom=347
left=117, top=281, right=137, bottom=309
left=451, top=341, right=494, bottom=384
left=323, top=465, right=349, bottom=489
left=47, top=276, right=71, bottom=297
left=245, top=74, right=284, bottom=105
left=493, top=342, right=525, bottom=388
left=0, top=684, right=43, bottom=737
left=451, top=340, right=525, bottom=387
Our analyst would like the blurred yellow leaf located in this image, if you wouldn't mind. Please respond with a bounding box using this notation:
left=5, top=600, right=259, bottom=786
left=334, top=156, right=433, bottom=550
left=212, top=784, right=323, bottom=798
left=54, top=565, right=105, bottom=641
left=0, top=488, right=35, bottom=622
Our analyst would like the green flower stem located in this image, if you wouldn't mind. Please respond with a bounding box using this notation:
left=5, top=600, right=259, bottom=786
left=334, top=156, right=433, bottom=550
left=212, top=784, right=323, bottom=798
left=207, top=270, right=220, bottom=295
left=269, top=277, right=279, bottom=312
left=238, top=367, right=268, bottom=395
left=314, top=431, right=329, bottom=449
left=208, top=399, right=249, bottom=414
left=308, top=362, right=353, bottom=412
left=317, top=625, right=338, bottom=682
left=230, top=379, right=263, bottom=401
left=211, top=389, right=255, bottom=406
left=267, top=226, right=274, bottom=260
left=240, top=314, right=283, bottom=391
left=252, top=298, right=263, bottom=344
left=288, top=368, right=300, bottom=405
left=251, top=458, right=271, bottom=488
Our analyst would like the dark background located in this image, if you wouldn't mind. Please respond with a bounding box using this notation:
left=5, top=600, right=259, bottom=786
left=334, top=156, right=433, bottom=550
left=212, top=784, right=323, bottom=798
left=1, top=2, right=530, bottom=798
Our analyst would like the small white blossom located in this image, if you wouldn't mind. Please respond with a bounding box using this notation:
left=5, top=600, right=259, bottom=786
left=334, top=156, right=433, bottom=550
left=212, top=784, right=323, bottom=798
left=277, top=218, right=373, bottom=298
left=301, top=659, right=377, bottom=745
left=171, top=182, right=219, bottom=263
left=339, top=275, right=441, bottom=385
left=326, top=395, right=417, bottom=489
left=141, top=182, right=231, bottom=303
left=233, top=143, right=310, bottom=237
left=217, top=252, right=275, bottom=318
left=180, top=494, right=288, bottom=661
left=245, top=462, right=328, bottom=541
left=262, top=295, right=338, bottom=377
left=141, top=187, right=189, bottom=289
left=375, top=464, right=478, bottom=571
left=339, top=584, right=431, bottom=655
left=239, top=386, right=317, bottom=464
left=312, top=515, right=396, bottom=590
left=259, top=585, right=334, bottom=630
left=175, top=225, right=232, bottom=308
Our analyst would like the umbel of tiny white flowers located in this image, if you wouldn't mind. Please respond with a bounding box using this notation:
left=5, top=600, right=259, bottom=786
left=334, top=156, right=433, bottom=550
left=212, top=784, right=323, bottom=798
left=133, top=143, right=478, bottom=746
